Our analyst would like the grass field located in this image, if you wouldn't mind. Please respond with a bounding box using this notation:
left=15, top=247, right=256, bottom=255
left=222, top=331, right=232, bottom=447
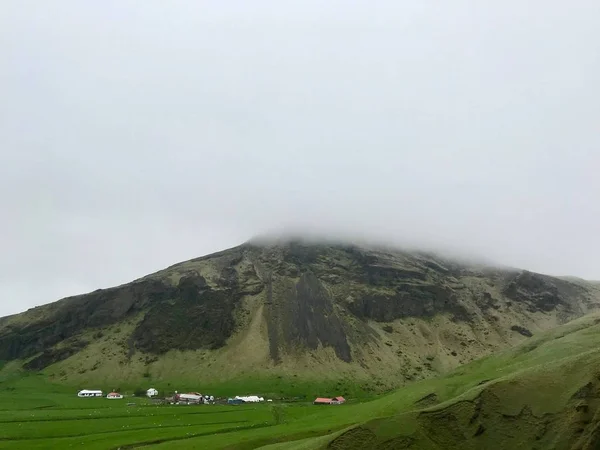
left=3, top=313, right=600, bottom=449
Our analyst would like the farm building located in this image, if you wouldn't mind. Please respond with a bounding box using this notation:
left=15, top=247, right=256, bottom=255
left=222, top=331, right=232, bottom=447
left=235, top=395, right=264, bottom=403
left=147, top=388, right=158, bottom=398
left=174, top=392, right=210, bottom=404
left=175, top=392, right=202, bottom=403
left=171, top=392, right=214, bottom=405
left=313, top=396, right=346, bottom=405
left=106, top=392, right=123, bottom=399
left=226, top=395, right=264, bottom=405
left=77, top=390, right=103, bottom=397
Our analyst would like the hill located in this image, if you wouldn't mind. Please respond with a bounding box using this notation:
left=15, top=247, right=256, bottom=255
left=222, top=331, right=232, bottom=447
left=2, top=310, right=600, bottom=449
left=1, top=239, right=600, bottom=393
left=289, top=312, right=600, bottom=450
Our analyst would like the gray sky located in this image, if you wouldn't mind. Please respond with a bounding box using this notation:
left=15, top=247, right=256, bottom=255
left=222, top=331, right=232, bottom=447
left=1, top=1, right=599, bottom=316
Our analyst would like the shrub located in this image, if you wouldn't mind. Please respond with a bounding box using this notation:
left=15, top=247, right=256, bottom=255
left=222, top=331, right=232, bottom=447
left=133, top=388, right=146, bottom=397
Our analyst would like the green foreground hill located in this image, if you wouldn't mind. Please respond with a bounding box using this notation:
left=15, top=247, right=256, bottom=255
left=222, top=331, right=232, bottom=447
left=319, top=312, right=600, bottom=450
left=1, top=239, right=600, bottom=394
left=2, top=311, right=600, bottom=449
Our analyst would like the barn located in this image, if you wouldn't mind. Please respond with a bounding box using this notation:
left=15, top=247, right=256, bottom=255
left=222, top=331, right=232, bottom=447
left=313, top=396, right=346, bottom=405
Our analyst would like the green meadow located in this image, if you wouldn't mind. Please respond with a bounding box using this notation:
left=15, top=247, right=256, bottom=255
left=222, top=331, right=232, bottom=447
left=2, top=313, right=600, bottom=449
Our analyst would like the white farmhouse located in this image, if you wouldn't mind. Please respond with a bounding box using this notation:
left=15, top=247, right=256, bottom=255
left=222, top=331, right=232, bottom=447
left=235, top=395, right=264, bottom=403
left=77, top=389, right=103, bottom=397
left=147, top=388, right=159, bottom=398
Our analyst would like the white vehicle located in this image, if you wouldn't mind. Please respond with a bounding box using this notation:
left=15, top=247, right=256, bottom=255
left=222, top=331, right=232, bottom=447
left=77, top=390, right=103, bottom=397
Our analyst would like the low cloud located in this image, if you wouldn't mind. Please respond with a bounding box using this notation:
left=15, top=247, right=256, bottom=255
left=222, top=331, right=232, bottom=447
left=1, top=1, right=599, bottom=315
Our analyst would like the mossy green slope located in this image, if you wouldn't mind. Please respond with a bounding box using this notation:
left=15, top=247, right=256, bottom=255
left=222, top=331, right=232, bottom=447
left=278, top=313, right=600, bottom=450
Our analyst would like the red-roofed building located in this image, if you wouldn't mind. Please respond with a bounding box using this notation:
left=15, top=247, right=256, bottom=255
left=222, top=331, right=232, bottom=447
left=313, top=396, right=346, bottom=405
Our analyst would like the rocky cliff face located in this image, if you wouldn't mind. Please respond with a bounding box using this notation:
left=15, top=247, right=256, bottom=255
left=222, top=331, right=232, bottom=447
left=1, top=240, right=599, bottom=386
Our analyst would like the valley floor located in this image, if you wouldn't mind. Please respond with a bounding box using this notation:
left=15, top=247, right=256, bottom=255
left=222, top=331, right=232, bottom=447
left=0, top=384, right=354, bottom=450
left=4, top=313, right=600, bottom=449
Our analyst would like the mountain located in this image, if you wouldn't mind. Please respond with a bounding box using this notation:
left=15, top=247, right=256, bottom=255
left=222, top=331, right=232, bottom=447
left=1, top=239, right=600, bottom=392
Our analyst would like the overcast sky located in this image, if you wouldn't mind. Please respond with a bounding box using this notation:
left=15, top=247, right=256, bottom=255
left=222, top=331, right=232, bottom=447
left=1, top=1, right=599, bottom=316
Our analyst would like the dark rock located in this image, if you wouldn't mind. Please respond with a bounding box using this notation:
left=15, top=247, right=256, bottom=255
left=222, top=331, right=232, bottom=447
left=0, top=279, right=171, bottom=362
left=131, top=274, right=242, bottom=354
left=266, top=272, right=352, bottom=363
left=24, top=340, right=88, bottom=370
left=511, top=325, right=533, bottom=337
left=502, top=271, right=585, bottom=313
left=576, top=403, right=589, bottom=413
left=347, top=283, right=469, bottom=322
left=327, top=426, right=376, bottom=449
left=415, top=392, right=438, bottom=407
left=571, top=382, right=600, bottom=399
left=378, top=436, right=415, bottom=449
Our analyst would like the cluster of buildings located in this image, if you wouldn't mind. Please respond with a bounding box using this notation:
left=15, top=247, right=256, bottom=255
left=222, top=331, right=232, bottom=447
left=77, top=388, right=158, bottom=399
left=77, top=388, right=347, bottom=406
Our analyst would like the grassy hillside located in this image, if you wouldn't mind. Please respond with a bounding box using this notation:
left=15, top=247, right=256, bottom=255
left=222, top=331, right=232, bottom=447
left=2, top=240, right=600, bottom=393
left=2, top=312, right=600, bottom=449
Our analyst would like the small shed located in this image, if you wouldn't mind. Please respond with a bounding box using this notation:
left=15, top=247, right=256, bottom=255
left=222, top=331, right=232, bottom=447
left=107, top=392, right=123, bottom=399
left=147, top=388, right=159, bottom=398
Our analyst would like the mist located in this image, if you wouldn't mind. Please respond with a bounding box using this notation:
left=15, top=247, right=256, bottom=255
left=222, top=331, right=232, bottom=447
left=1, top=1, right=599, bottom=315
